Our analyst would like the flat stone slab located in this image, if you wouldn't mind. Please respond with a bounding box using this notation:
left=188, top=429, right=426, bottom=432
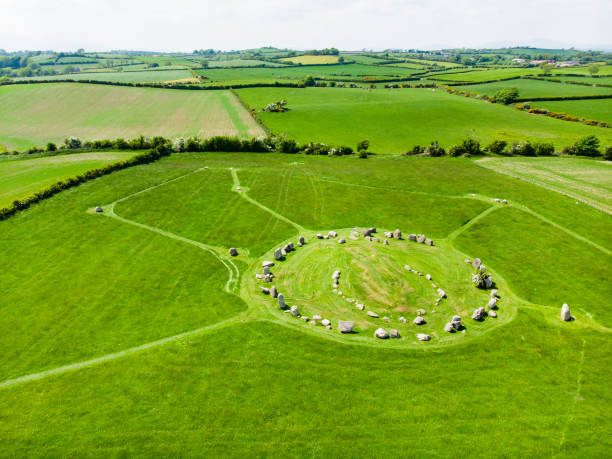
left=338, top=321, right=354, bottom=333
left=367, top=311, right=379, bottom=318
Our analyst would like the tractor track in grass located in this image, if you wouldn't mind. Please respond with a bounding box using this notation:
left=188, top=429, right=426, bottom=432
left=2, top=165, right=608, bottom=389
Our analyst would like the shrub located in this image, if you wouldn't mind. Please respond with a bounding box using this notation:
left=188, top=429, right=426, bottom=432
left=63, top=137, right=82, bottom=149
left=358, top=150, right=368, bottom=159
left=485, top=140, right=508, bottom=155
left=424, top=141, right=445, bottom=157
left=565, top=135, right=601, bottom=157
left=405, top=145, right=423, bottom=156
left=604, top=146, right=612, bottom=161
left=46, top=142, right=57, bottom=152
left=534, top=142, right=555, bottom=156
left=303, top=75, right=315, bottom=87
left=492, top=87, right=519, bottom=104
left=449, top=138, right=482, bottom=157
left=277, top=139, right=299, bottom=153
left=510, top=141, right=536, bottom=156
left=356, top=140, right=370, bottom=152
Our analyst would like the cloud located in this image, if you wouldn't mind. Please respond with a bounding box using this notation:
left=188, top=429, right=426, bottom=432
left=0, top=0, right=610, bottom=51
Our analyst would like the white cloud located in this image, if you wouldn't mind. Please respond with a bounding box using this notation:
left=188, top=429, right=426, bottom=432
left=0, top=0, right=610, bottom=51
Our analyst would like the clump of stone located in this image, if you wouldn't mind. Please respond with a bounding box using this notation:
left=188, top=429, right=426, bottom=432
left=417, top=333, right=431, bottom=341
left=413, top=316, right=426, bottom=325
left=472, top=307, right=486, bottom=321
left=390, top=329, right=400, bottom=338
left=229, top=247, right=238, bottom=256
left=374, top=328, right=389, bottom=339
left=95, top=206, right=103, bottom=213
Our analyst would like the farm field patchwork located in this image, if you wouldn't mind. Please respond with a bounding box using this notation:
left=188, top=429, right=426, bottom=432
left=236, top=86, right=612, bottom=151
left=0, top=152, right=609, bottom=456
left=15, top=69, right=194, bottom=83
left=0, top=151, right=137, bottom=207
left=0, top=83, right=264, bottom=150
left=280, top=55, right=340, bottom=64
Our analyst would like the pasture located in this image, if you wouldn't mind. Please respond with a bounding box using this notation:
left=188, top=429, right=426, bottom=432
left=456, top=78, right=612, bottom=99
left=430, top=67, right=538, bottom=82
left=236, top=86, right=612, bottom=151
left=530, top=98, right=612, bottom=124
left=0, top=152, right=609, bottom=456
left=280, top=55, right=340, bottom=65
left=14, top=69, right=194, bottom=83
left=0, top=151, right=136, bottom=207
left=0, top=83, right=264, bottom=150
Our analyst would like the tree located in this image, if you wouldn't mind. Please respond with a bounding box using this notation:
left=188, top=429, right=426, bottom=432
left=200, top=59, right=209, bottom=68
left=604, top=146, right=612, bottom=161
left=356, top=140, right=370, bottom=152
left=303, top=75, right=315, bottom=87
left=492, top=87, right=519, bottom=104
left=46, top=142, right=57, bottom=152
left=539, top=63, right=554, bottom=75
left=485, top=140, right=507, bottom=155
left=588, top=64, right=600, bottom=76
left=338, top=56, right=344, bottom=63
left=565, top=135, right=600, bottom=157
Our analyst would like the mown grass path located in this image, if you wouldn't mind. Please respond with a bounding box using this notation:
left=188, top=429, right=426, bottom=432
left=1, top=164, right=608, bottom=389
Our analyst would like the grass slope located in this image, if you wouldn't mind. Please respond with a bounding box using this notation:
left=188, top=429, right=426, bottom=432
left=0, top=83, right=263, bottom=150
left=280, top=55, right=340, bottom=65
left=15, top=69, right=194, bottom=83
left=0, top=152, right=135, bottom=207
left=236, top=87, right=612, bottom=151
left=530, top=98, right=612, bottom=124
left=455, top=78, right=612, bottom=98
left=432, top=67, right=538, bottom=82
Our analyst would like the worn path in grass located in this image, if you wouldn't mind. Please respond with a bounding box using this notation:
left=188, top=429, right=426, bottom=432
left=1, top=163, right=608, bottom=389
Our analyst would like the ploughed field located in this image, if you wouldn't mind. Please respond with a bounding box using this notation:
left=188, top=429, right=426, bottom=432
left=0, top=83, right=264, bottom=151
left=0, top=152, right=610, bottom=456
left=237, top=87, right=612, bottom=152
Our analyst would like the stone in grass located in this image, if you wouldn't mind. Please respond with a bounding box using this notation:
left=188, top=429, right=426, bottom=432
left=484, top=277, right=493, bottom=289
left=426, top=274, right=432, bottom=281
left=451, top=315, right=462, bottom=329
left=362, top=228, right=372, bottom=237
left=277, top=293, right=286, bottom=309
left=298, top=236, right=305, bottom=245
left=281, top=248, right=287, bottom=257
left=491, top=289, right=498, bottom=298
left=262, top=260, right=274, bottom=268
left=472, top=258, right=482, bottom=269
left=95, top=206, right=103, bottom=213
left=417, top=309, right=427, bottom=316
left=383, top=239, right=389, bottom=245
left=290, top=305, right=300, bottom=316
left=408, top=234, right=417, bottom=241
left=369, top=227, right=377, bottom=234
left=260, top=287, right=270, bottom=294
left=338, top=238, right=346, bottom=244
left=494, top=198, right=500, bottom=202
left=417, top=333, right=431, bottom=341
left=332, top=270, right=341, bottom=280
left=425, top=238, right=434, bottom=246
left=382, top=316, right=390, bottom=322
left=297, top=241, right=303, bottom=247
left=413, top=316, right=426, bottom=325
left=312, top=314, right=322, bottom=322
left=263, top=265, right=271, bottom=275
left=322, top=319, right=331, bottom=327
left=393, top=229, right=402, bottom=239
left=372, top=237, right=379, bottom=243
left=367, top=311, right=379, bottom=318
left=325, top=324, right=332, bottom=330
left=338, top=291, right=343, bottom=296
left=472, top=307, right=486, bottom=321
left=274, top=248, right=283, bottom=260
left=489, top=310, right=497, bottom=318
left=390, top=329, right=400, bottom=338
left=229, top=247, right=238, bottom=256
left=328, top=231, right=338, bottom=238
left=270, top=286, right=278, bottom=298
left=399, top=316, right=407, bottom=323
left=338, top=321, right=354, bottom=333
left=502, top=199, right=508, bottom=204
left=374, top=328, right=389, bottom=339
left=487, top=298, right=497, bottom=309
left=444, top=322, right=454, bottom=333
left=384, top=231, right=393, bottom=238
left=350, top=234, right=359, bottom=240
left=417, top=234, right=426, bottom=243
left=404, top=265, right=411, bottom=271
left=561, top=303, right=572, bottom=321
left=301, top=316, right=309, bottom=321
left=437, top=289, right=446, bottom=298
left=316, top=233, right=324, bottom=239
left=356, top=303, right=365, bottom=311
left=465, top=258, right=471, bottom=264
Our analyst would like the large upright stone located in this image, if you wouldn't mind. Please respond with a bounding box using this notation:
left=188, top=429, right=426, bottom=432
left=417, top=334, right=431, bottom=341
left=472, top=307, right=486, bottom=321
left=290, top=305, right=300, bottom=316
left=472, top=258, right=482, bottom=269
left=413, top=316, right=426, bottom=325
left=362, top=228, right=372, bottom=237
left=487, top=298, right=497, bottom=309
left=374, top=328, right=389, bottom=339
left=332, top=270, right=341, bottom=280
left=298, top=236, right=305, bottom=245
left=561, top=303, right=572, bottom=321
left=393, top=229, right=402, bottom=239
left=263, top=265, right=271, bottom=275
left=270, top=286, right=278, bottom=298
left=416, top=234, right=426, bottom=243
left=274, top=248, right=282, bottom=260
left=277, top=293, right=286, bottom=309
left=328, top=231, right=338, bottom=238
left=338, top=321, right=354, bottom=333
left=390, top=329, right=400, bottom=338
left=229, top=247, right=238, bottom=256
left=408, top=234, right=417, bottom=241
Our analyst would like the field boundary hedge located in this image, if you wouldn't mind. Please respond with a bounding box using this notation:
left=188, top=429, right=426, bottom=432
left=514, top=94, right=612, bottom=102
left=0, top=148, right=170, bottom=221
left=229, top=89, right=272, bottom=136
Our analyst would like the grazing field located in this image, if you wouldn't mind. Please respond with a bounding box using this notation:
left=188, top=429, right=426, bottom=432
left=430, top=67, right=538, bottom=82
left=456, top=78, right=612, bottom=99
left=280, top=55, right=340, bottom=64
left=208, top=58, right=287, bottom=67
left=476, top=156, right=612, bottom=213
left=530, top=99, right=612, bottom=124
left=236, top=87, right=612, bottom=151
left=0, top=83, right=264, bottom=150
left=0, top=152, right=136, bottom=207
left=552, top=64, right=612, bottom=76
left=14, top=69, right=194, bottom=83
left=0, top=152, right=609, bottom=456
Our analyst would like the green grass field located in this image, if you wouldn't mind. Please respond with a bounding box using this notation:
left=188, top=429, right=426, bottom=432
left=280, top=55, right=340, bottom=65
left=15, top=69, right=194, bottom=83
left=431, top=67, right=538, bottom=82
left=236, top=87, right=612, bottom=151
left=455, top=78, right=612, bottom=99
left=0, top=151, right=137, bottom=207
left=0, top=152, right=609, bottom=456
left=530, top=99, right=612, bottom=123
left=0, top=83, right=264, bottom=150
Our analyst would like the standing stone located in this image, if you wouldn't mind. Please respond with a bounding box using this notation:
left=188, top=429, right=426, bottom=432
left=290, top=305, right=300, bottom=316
left=437, top=289, right=446, bottom=298
left=390, top=329, right=400, bottom=338
left=374, top=328, right=389, bottom=339
left=425, top=238, right=434, bottom=246
left=229, top=248, right=238, bottom=256
left=561, top=303, right=572, bottom=321
left=262, top=261, right=274, bottom=268
left=356, top=303, right=365, bottom=311
left=393, top=229, right=402, bottom=239
left=332, top=270, right=341, bottom=280
left=281, top=248, right=287, bottom=257
left=328, top=231, right=338, bottom=238
left=263, top=265, right=271, bottom=275
left=383, top=239, right=389, bottom=245
left=502, top=199, right=508, bottom=204
left=451, top=315, right=462, bottom=329
left=484, top=277, right=493, bottom=289
left=274, top=248, right=282, bottom=260
left=465, top=258, right=471, bottom=264
left=321, top=319, right=331, bottom=327
left=384, top=231, right=393, bottom=238
left=487, top=298, right=497, bottom=309
left=362, top=228, right=372, bottom=237
left=413, top=316, right=426, bottom=325
left=297, top=241, right=303, bottom=247
left=338, top=321, right=354, bottom=333
left=270, top=286, right=278, bottom=298
left=417, top=234, right=426, bottom=243
left=490, top=289, right=498, bottom=298
left=426, top=274, right=432, bottom=281
left=417, top=334, right=431, bottom=341
left=472, top=307, right=486, bottom=321
left=338, top=238, right=346, bottom=244
left=472, top=258, right=482, bottom=269
left=399, top=316, right=407, bottom=323
left=404, top=265, right=411, bottom=271
left=95, top=206, right=103, bottom=213
left=408, top=234, right=417, bottom=241
left=277, top=293, right=286, bottom=309
left=369, top=227, right=377, bottom=234
left=494, top=198, right=500, bottom=202
left=298, top=236, right=305, bottom=245
left=316, top=233, right=324, bottom=239
left=489, top=310, right=497, bottom=318
left=444, top=322, right=454, bottom=333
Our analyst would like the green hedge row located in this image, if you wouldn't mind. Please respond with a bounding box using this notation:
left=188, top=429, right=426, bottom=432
left=0, top=147, right=171, bottom=221
left=515, top=94, right=612, bottom=102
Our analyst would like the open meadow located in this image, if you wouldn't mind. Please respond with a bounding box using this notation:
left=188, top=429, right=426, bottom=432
left=530, top=99, right=612, bottom=124
left=14, top=69, right=194, bottom=83
left=0, top=152, right=610, bottom=456
left=454, top=78, right=612, bottom=99
left=0, top=83, right=263, bottom=150
left=236, top=86, right=612, bottom=151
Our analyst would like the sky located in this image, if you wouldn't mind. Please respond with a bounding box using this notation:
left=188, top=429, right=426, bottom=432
left=1, top=0, right=610, bottom=52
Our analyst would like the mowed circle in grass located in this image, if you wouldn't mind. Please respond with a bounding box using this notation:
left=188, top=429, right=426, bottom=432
left=254, top=230, right=509, bottom=345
